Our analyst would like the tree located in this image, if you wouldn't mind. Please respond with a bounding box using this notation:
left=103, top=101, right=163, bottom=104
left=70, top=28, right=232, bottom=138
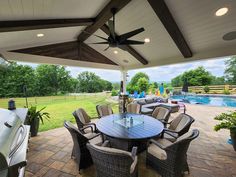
left=127, top=72, right=150, bottom=93
left=171, top=75, right=182, bottom=87
left=211, top=76, right=225, bottom=85
left=129, top=72, right=149, bottom=86
left=137, top=77, right=149, bottom=92
left=112, top=82, right=120, bottom=90
left=225, top=56, right=236, bottom=84
left=0, top=62, right=37, bottom=97
left=171, top=67, right=213, bottom=87
left=35, top=65, right=73, bottom=95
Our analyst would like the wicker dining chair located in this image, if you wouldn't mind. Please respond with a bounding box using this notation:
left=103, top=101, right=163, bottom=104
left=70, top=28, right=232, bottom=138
left=87, top=142, right=138, bottom=177
left=126, top=103, right=141, bottom=114
left=162, top=113, right=195, bottom=141
left=96, top=104, right=113, bottom=118
left=151, top=106, right=171, bottom=124
left=73, top=108, right=97, bottom=133
left=64, top=121, right=102, bottom=171
left=146, top=129, right=199, bottom=177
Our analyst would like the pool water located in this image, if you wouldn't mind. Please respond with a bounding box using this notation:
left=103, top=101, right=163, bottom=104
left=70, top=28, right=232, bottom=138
left=171, top=95, right=236, bottom=107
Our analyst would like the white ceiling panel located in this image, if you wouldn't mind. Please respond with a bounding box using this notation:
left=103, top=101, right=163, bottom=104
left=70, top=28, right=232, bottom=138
left=0, top=0, right=109, bottom=20
left=0, top=26, right=85, bottom=50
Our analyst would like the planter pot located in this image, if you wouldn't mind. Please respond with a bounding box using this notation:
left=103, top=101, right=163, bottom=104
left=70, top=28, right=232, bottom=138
left=230, top=127, right=236, bottom=151
left=30, top=118, right=39, bottom=137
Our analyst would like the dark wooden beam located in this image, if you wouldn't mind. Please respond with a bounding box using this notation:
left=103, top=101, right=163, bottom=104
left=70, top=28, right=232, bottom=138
left=0, top=18, right=95, bottom=32
left=78, top=0, right=131, bottom=42
left=11, top=41, right=117, bottom=65
left=100, top=24, right=148, bottom=65
left=147, top=0, right=192, bottom=58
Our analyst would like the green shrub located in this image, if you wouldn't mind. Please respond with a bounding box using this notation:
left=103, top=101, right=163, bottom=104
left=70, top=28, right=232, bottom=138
left=111, top=89, right=118, bottom=96
left=214, top=111, right=236, bottom=132
left=203, top=86, right=210, bottom=93
left=223, top=89, right=230, bottom=95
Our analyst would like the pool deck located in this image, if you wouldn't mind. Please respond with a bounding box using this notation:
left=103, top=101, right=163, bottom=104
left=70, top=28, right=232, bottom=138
left=25, top=104, right=236, bottom=177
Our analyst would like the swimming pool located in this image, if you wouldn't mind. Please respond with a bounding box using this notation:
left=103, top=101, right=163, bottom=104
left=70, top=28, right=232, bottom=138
left=171, top=95, right=236, bottom=107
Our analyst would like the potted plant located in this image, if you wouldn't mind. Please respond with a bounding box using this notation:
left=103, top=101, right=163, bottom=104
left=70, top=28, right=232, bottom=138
left=27, top=106, right=50, bottom=137
left=214, top=111, right=236, bottom=151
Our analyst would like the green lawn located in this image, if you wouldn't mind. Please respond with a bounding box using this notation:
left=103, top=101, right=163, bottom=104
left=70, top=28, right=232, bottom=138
left=0, top=93, right=118, bottom=132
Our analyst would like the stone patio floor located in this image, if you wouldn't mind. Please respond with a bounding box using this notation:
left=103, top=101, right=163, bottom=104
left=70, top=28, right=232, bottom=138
left=25, top=104, right=236, bottom=177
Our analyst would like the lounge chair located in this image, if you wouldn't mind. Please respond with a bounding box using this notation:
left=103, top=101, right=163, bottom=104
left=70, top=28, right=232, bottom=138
left=96, top=104, right=113, bottom=118
left=64, top=121, right=102, bottom=171
left=126, top=103, right=141, bottom=114
left=162, top=113, right=195, bottom=141
left=87, top=141, right=138, bottom=177
left=146, top=129, right=199, bottom=177
left=151, top=106, right=171, bottom=124
left=72, top=108, right=97, bottom=133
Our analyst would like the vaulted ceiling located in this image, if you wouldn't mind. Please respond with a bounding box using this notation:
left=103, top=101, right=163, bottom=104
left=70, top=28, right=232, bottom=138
left=0, top=0, right=235, bottom=70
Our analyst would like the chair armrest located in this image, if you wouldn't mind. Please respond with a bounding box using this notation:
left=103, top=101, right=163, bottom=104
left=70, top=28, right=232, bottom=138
left=84, top=122, right=97, bottom=131
left=101, top=140, right=110, bottom=147
left=80, top=125, right=93, bottom=132
left=87, top=133, right=101, bottom=140
left=130, top=156, right=138, bottom=174
left=131, top=146, right=138, bottom=160
left=163, top=129, right=178, bottom=139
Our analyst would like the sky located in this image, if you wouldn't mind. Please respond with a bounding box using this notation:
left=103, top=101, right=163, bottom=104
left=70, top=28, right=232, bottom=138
left=19, top=57, right=229, bottom=83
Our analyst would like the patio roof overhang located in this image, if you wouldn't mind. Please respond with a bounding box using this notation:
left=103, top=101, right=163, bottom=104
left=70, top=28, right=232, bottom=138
left=0, top=0, right=235, bottom=71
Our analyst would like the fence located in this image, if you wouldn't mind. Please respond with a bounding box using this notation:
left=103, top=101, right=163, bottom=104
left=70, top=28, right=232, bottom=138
left=0, top=92, right=110, bottom=109
left=173, top=85, right=236, bottom=94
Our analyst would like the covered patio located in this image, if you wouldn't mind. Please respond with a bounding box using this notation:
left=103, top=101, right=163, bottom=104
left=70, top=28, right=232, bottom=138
left=0, top=0, right=236, bottom=177
left=25, top=104, right=236, bottom=177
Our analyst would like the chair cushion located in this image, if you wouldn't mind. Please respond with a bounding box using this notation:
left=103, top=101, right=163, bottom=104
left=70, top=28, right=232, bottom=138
left=145, top=98, right=154, bottom=104
left=86, top=133, right=102, bottom=145
left=137, top=99, right=146, bottom=105
left=148, top=143, right=167, bottom=160
left=176, top=131, right=193, bottom=142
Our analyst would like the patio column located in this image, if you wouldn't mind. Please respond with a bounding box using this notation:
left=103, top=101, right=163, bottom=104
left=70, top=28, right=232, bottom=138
left=121, top=70, right=127, bottom=94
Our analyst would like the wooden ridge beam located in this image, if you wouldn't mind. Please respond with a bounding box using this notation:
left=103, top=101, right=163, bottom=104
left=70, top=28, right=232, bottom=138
left=147, top=0, right=192, bottom=58
left=77, top=0, right=131, bottom=42
left=0, top=18, right=95, bottom=32
left=11, top=41, right=117, bottom=65
left=100, top=24, right=148, bottom=65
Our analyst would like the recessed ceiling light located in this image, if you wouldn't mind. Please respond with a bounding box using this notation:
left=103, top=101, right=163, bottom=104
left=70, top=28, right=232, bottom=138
left=37, top=33, right=44, bottom=37
left=215, top=7, right=228, bottom=16
left=144, top=38, right=150, bottom=43
left=223, top=31, right=236, bottom=41
left=123, top=59, right=129, bottom=63
left=114, top=50, right=118, bottom=54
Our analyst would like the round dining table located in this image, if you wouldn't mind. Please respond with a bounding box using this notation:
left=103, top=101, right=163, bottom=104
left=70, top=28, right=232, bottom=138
left=96, top=113, right=164, bottom=151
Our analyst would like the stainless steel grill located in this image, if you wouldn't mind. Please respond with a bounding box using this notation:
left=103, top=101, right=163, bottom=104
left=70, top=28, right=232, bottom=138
left=0, top=108, right=30, bottom=177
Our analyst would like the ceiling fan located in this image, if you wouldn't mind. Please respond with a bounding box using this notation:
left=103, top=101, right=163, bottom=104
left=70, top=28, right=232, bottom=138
left=86, top=8, right=145, bottom=51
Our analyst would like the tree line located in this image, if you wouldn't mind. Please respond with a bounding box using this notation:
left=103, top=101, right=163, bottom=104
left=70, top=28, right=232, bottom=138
left=171, top=57, right=236, bottom=87
left=0, top=63, right=113, bottom=98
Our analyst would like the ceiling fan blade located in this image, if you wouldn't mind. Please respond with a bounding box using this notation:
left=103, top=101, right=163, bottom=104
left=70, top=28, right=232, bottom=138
left=119, top=28, right=145, bottom=42
left=81, top=30, right=108, bottom=41
left=104, top=46, right=110, bottom=51
left=120, top=40, right=145, bottom=45
left=108, top=20, right=115, bottom=39
left=87, top=42, right=109, bottom=44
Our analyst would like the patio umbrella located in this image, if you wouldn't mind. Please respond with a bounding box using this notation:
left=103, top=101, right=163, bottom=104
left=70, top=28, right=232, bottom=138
left=182, top=78, right=189, bottom=93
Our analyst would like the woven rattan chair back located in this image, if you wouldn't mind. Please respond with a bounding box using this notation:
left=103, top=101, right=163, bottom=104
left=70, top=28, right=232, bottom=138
left=147, top=129, right=199, bottom=177
left=73, top=108, right=91, bottom=129
left=87, top=143, right=137, bottom=177
left=126, top=103, right=141, bottom=114
left=168, top=113, right=195, bottom=136
left=96, top=104, right=113, bottom=118
left=152, top=106, right=170, bottom=122
left=64, top=121, right=92, bottom=170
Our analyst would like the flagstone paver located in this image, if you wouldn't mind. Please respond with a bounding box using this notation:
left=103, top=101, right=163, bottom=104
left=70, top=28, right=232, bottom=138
left=25, top=104, right=236, bottom=177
